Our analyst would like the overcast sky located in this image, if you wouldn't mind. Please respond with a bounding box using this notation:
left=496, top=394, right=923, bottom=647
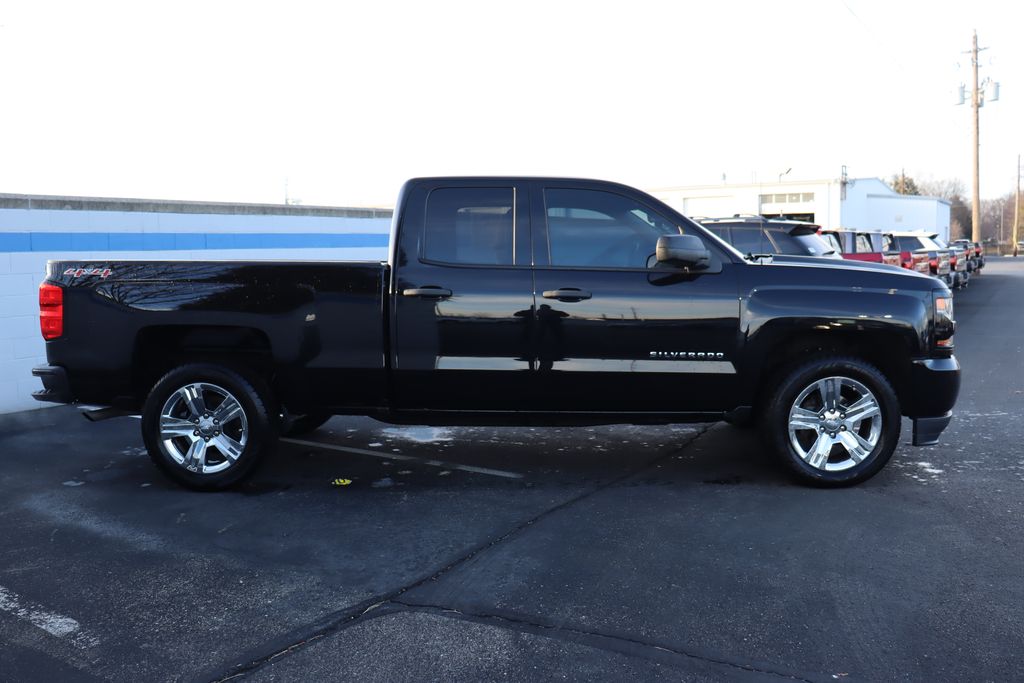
left=1, top=0, right=1020, bottom=207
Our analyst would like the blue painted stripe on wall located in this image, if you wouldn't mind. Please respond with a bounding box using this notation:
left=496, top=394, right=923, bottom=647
left=0, top=232, right=390, bottom=252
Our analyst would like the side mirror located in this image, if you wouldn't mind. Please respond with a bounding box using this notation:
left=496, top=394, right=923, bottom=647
left=656, top=234, right=710, bottom=269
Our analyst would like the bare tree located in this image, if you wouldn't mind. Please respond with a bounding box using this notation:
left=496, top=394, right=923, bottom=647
left=918, top=178, right=967, bottom=201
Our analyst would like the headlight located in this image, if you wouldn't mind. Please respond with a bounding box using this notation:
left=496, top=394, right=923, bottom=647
left=934, top=293, right=955, bottom=348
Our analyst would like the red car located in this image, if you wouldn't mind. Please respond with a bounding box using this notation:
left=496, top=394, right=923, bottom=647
left=820, top=229, right=931, bottom=275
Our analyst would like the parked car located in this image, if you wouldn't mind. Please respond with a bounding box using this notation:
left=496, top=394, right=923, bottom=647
left=973, top=242, right=986, bottom=269
left=881, top=231, right=959, bottom=289
left=950, top=239, right=984, bottom=274
left=930, top=235, right=970, bottom=288
left=820, top=228, right=931, bottom=275
left=697, top=216, right=841, bottom=259
left=32, top=177, right=960, bottom=490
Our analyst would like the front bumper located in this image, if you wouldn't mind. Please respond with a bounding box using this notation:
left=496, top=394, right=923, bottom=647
left=31, top=365, right=76, bottom=404
left=906, top=356, right=961, bottom=446
left=913, top=412, right=952, bottom=446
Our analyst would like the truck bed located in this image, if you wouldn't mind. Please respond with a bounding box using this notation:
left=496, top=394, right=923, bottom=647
left=44, top=259, right=389, bottom=411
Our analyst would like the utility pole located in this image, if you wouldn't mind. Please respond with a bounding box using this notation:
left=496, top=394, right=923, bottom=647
left=1014, top=154, right=1021, bottom=256
left=957, top=32, right=999, bottom=241
left=969, top=30, right=984, bottom=243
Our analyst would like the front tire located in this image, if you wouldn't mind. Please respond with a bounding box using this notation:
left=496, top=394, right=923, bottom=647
left=764, top=356, right=901, bottom=487
left=141, top=363, right=277, bottom=491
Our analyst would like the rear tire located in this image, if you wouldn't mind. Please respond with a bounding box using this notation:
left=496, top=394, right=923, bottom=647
left=764, top=356, right=901, bottom=487
left=141, top=363, right=277, bottom=491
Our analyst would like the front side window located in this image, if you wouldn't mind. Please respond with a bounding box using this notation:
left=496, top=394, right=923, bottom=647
left=544, top=188, right=682, bottom=268
left=423, top=187, right=515, bottom=266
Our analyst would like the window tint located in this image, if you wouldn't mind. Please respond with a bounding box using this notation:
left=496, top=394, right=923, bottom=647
left=544, top=188, right=682, bottom=268
left=729, top=227, right=767, bottom=255
left=821, top=233, right=843, bottom=252
left=704, top=225, right=729, bottom=240
left=423, top=187, right=515, bottom=265
left=767, top=228, right=809, bottom=255
left=855, top=234, right=874, bottom=253
left=894, top=236, right=929, bottom=251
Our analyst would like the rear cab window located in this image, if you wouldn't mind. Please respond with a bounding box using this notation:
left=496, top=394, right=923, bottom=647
left=423, top=187, right=517, bottom=265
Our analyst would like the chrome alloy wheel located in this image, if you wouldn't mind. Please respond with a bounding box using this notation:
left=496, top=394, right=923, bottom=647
left=158, top=382, right=248, bottom=474
left=787, top=376, right=882, bottom=472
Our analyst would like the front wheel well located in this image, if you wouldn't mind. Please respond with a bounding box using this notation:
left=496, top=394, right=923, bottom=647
left=753, top=331, right=914, bottom=413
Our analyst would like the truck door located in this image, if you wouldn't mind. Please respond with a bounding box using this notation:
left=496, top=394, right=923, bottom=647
left=529, top=182, right=741, bottom=413
left=391, top=180, right=534, bottom=411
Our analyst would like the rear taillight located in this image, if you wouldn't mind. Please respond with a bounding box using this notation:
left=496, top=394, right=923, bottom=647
left=900, top=250, right=912, bottom=269
left=39, top=283, right=63, bottom=340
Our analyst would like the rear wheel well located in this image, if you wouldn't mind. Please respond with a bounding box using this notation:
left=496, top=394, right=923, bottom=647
left=133, top=326, right=273, bottom=402
left=754, top=331, right=913, bottom=414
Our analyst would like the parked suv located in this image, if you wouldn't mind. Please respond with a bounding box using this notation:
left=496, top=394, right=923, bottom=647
left=698, top=216, right=841, bottom=259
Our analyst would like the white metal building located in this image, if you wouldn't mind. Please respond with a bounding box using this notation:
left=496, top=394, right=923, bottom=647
left=650, top=176, right=952, bottom=241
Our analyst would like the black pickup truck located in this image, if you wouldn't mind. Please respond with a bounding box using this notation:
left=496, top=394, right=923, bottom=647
left=33, top=177, right=960, bottom=489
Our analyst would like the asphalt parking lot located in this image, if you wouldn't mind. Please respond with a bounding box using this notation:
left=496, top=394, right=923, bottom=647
left=2, top=260, right=1023, bottom=682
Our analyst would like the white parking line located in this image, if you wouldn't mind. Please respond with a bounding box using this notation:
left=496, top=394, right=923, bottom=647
left=0, top=584, right=100, bottom=649
left=281, top=438, right=524, bottom=480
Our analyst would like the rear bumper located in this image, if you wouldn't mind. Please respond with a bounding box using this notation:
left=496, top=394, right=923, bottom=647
left=31, top=365, right=76, bottom=404
left=906, top=356, right=960, bottom=446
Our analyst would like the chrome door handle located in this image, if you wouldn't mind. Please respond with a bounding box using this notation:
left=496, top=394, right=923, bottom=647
left=542, top=288, right=592, bottom=301
left=402, top=287, right=452, bottom=298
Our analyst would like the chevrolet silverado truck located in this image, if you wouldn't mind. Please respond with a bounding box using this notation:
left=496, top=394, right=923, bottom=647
left=32, top=177, right=961, bottom=490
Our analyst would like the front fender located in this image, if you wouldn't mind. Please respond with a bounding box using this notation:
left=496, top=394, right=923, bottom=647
left=740, top=284, right=929, bottom=373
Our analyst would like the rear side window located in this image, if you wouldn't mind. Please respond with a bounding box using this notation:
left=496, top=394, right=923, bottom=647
left=423, top=188, right=515, bottom=266
left=856, top=234, right=874, bottom=253
left=729, top=227, right=768, bottom=255
left=767, top=228, right=810, bottom=255
left=897, top=236, right=928, bottom=251
left=821, top=233, right=842, bottom=252
left=704, top=225, right=729, bottom=240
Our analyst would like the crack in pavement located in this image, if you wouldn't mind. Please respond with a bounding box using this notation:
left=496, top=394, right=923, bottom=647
left=203, top=425, right=712, bottom=682
left=387, top=598, right=823, bottom=683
